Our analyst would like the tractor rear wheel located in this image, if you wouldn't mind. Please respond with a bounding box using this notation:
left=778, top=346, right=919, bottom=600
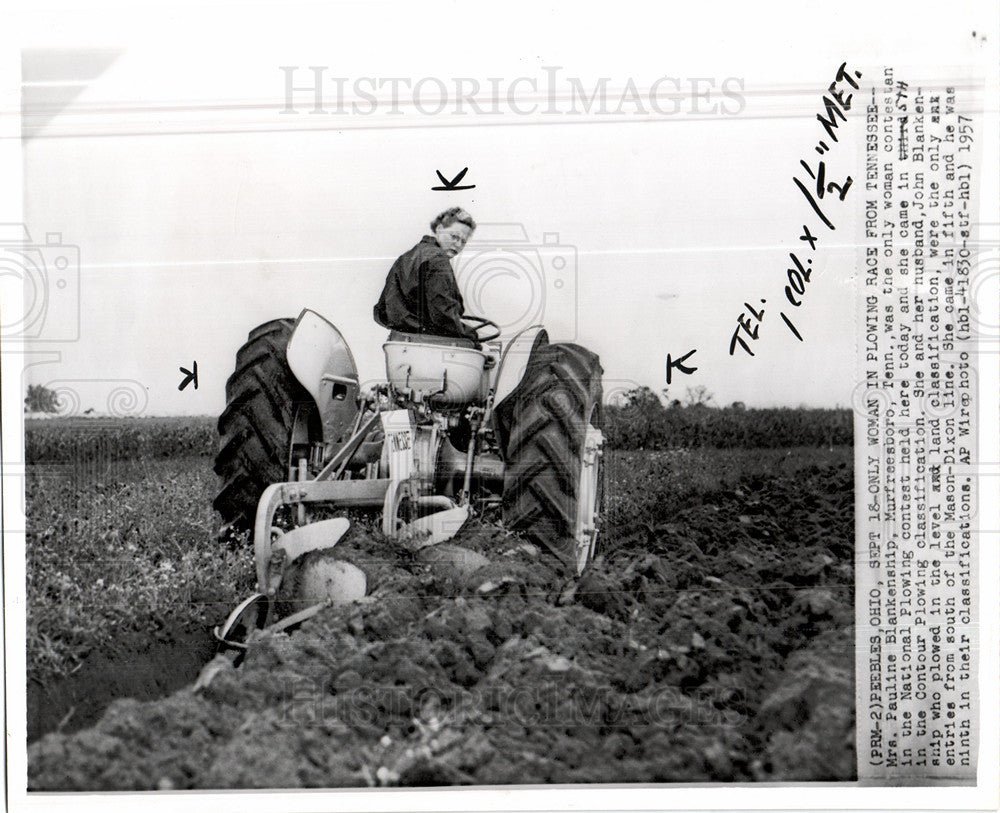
left=498, top=342, right=604, bottom=574
left=213, top=319, right=313, bottom=531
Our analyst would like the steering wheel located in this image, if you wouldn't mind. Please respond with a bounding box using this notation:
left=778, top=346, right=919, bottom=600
left=461, top=314, right=502, bottom=342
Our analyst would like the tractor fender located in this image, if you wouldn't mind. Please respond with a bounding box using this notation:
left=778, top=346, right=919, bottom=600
left=489, top=325, right=549, bottom=409
left=285, top=309, right=361, bottom=445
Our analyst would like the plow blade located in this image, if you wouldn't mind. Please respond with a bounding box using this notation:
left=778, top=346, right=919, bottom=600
left=398, top=504, right=471, bottom=550
left=215, top=519, right=364, bottom=654
left=254, top=479, right=390, bottom=592
left=213, top=593, right=269, bottom=651
left=273, top=518, right=350, bottom=566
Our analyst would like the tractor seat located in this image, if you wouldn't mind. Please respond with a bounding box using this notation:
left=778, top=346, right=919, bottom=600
left=383, top=331, right=488, bottom=405
left=387, top=330, right=478, bottom=349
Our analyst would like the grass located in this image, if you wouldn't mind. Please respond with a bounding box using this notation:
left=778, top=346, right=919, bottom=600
left=25, top=455, right=252, bottom=683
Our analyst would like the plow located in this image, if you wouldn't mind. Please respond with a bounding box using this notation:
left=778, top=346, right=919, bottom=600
left=211, top=309, right=605, bottom=651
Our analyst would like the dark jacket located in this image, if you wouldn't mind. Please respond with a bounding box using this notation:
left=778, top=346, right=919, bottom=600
left=373, top=235, right=478, bottom=340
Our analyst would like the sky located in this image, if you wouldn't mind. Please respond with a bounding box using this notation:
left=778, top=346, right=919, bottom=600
left=7, top=0, right=996, bottom=415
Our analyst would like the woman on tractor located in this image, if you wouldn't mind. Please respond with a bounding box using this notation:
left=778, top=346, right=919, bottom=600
left=373, top=207, right=481, bottom=345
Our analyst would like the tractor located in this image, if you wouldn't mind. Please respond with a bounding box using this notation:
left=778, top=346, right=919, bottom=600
left=211, top=310, right=604, bottom=649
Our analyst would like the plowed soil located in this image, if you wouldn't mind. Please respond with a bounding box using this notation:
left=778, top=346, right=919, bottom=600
left=27, top=448, right=855, bottom=789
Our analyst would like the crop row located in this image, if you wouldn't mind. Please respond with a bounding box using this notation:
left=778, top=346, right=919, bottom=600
left=25, top=404, right=854, bottom=466
left=25, top=417, right=218, bottom=464
left=602, top=403, right=853, bottom=449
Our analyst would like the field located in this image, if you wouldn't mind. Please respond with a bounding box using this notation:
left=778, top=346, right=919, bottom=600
left=23, top=416, right=855, bottom=788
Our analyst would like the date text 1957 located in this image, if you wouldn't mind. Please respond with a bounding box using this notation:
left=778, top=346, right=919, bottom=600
left=730, top=62, right=862, bottom=357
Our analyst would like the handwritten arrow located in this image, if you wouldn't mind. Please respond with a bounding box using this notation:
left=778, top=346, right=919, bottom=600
left=178, top=361, right=198, bottom=391
left=432, top=167, right=476, bottom=191
left=665, top=349, right=697, bottom=384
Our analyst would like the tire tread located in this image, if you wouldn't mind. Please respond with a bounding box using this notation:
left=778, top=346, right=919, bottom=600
left=497, top=343, right=603, bottom=568
left=213, top=318, right=310, bottom=528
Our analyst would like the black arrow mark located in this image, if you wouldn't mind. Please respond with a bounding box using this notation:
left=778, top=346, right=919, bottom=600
left=178, top=361, right=198, bottom=391
left=665, top=349, right=698, bottom=384
left=432, top=167, right=476, bottom=191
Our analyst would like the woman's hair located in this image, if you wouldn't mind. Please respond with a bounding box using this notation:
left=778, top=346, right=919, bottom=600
left=430, top=207, right=477, bottom=232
